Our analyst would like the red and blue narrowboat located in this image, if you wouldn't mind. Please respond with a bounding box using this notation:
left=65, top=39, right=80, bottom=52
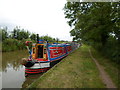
left=22, top=34, right=79, bottom=75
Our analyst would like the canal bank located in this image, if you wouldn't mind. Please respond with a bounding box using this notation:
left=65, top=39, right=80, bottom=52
left=28, top=45, right=116, bottom=88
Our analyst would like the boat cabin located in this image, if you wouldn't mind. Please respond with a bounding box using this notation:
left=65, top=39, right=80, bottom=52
left=32, top=40, right=47, bottom=60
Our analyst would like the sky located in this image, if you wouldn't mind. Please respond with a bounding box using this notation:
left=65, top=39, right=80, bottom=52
left=0, top=0, right=73, bottom=41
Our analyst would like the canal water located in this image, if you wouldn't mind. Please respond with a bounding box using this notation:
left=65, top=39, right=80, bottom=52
left=1, top=50, right=42, bottom=88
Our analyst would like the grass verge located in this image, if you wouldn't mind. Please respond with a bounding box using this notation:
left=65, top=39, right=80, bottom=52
left=28, top=45, right=105, bottom=88
left=90, top=47, right=119, bottom=88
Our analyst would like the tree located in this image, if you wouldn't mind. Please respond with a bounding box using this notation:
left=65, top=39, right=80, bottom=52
left=64, top=2, right=120, bottom=62
left=64, top=2, right=119, bottom=46
left=12, top=26, right=20, bottom=39
left=17, top=29, right=30, bottom=40
left=30, top=33, right=37, bottom=41
left=39, top=35, right=56, bottom=43
left=12, top=26, right=30, bottom=40
left=1, top=27, right=8, bottom=41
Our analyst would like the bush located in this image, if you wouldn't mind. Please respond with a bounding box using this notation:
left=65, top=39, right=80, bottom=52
left=101, top=36, right=120, bottom=64
left=2, top=39, right=26, bottom=52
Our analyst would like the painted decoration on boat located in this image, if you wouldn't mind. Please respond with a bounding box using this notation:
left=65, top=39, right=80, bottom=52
left=22, top=34, right=80, bottom=76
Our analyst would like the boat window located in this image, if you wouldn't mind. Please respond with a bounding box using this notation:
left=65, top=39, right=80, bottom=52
left=33, top=48, right=35, bottom=54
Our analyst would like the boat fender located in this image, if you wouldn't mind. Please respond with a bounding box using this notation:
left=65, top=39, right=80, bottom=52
left=21, top=58, right=35, bottom=67
left=24, top=60, right=35, bottom=67
left=21, top=58, right=28, bottom=65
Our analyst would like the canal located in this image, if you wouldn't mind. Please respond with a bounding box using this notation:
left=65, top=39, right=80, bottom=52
left=2, top=50, right=42, bottom=88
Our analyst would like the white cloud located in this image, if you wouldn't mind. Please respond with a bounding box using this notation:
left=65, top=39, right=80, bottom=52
left=0, top=0, right=72, bottom=41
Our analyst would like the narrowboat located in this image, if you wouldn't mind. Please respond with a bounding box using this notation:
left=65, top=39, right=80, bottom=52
left=22, top=34, right=79, bottom=75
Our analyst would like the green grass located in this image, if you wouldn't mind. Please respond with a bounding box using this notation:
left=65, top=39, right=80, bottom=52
left=28, top=45, right=105, bottom=88
left=90, top=47, right=119, bottom=88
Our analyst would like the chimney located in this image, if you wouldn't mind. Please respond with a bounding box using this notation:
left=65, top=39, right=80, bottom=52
left=37, top=34, right=39, bottom=43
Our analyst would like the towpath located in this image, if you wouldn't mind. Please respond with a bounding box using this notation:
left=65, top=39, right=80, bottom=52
left=89, top=49, right=116, bottom=88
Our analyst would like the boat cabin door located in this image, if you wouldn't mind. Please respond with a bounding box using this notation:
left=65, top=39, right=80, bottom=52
left=32, top=43, right=46, bottom=59
left=37, top=45, right=43, bottom=58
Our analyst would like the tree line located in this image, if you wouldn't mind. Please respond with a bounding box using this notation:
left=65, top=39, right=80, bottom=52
left=64, top=2, right=120, bottom=63
left=1, top=26, right=66, bottom=52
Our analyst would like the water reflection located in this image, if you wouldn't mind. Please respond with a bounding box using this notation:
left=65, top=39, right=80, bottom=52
left=2, top=50, right=28, bottom=72
left=2, top=50, right=43, bottom=88
left=2, top=66, right=25, bottom=88
left=2, top=50, right=42, bottom=88
left=2, top=50, right=28, bottom=88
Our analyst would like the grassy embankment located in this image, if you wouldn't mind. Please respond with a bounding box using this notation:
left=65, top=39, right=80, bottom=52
left=27, top=45, right=119, bottom=88
left=28, top=45, right=107, bottom=88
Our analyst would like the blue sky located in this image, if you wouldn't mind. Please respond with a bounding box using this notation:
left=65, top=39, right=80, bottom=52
left=0, top=0, right=73, bottom=41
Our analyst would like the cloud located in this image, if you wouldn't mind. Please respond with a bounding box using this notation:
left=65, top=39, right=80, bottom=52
left=0, top=0, right=72, bottom=41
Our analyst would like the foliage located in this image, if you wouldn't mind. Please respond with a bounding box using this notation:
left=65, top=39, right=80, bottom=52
left=11, top=26, right=30, bottom=40
left=1, top=26, right=63, bottom=52
left=39, top=35, right=56, bottom=43
left=2, top=39, right=27, bottom=52
left=0, top=27, right=8, bottom=41
left=30, top=33, right=37, bottom=41
left=64, top=2, right=120, bottom=63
